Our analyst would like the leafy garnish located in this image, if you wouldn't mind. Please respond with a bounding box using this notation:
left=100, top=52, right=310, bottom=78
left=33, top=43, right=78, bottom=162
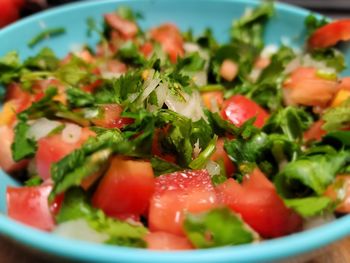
left=28, top=27, right=66, bottom=48
left=322, top=99, right=350, bottom=132
left=184, top=207, right=255, bottom=248
left=304, top=14, right=329, bottom=37
left=56, top=187, right=147, bottom=248
left=11, top=117, right=37, bottom=162
left=275, top=150, right=350, bottom=197
left=284, top=196, right=333, bottom=218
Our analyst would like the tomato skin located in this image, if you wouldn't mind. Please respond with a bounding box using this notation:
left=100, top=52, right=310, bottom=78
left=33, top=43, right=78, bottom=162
left=283, top=67, right=338, bottom=107
left=308, top=20, right=350, bottom=49
left=0, top=126, right=28, bottom=172
left=92, top=157, right=155, bottom=218
left=149, top=170, right=217, bottom=236
left=0, top=0, right=21, bottom=27
left=140, top=42, right=154, bottom=57
left=35, top=129, right=93, bottom=180
left=221, top=95, right=269, bottom=128
left=104, top=13, right=138, bottom=39
left=7, top=185, right=55, bottom=231
left=91, top=104, right=133, bottom=129
left=210, top=138, right=235, bottom=177
left=145, top=232, right=193, bottom=250
left=216, top=168, right=302, bottom=238
left=303, top=120, right=326, bottom=142
left=325, top=175, right=350, bottom=213
left=150, top=23, right=184, bottom=63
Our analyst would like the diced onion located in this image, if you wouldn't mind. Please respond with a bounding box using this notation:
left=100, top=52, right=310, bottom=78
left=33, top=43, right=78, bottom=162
left=27, top=118, right=61, bottom=140
left=54, top=219, right=109, bottom=243
left=192, top=139, right=201, bottom=159
left=140, top=78, right=161, bottom=102
left=184, top=42, right=200, bottom=53
left=206, top=160, right=221, bottom=176
left=192, top=71, right=208, bottom=86
left=165, top=91, right=207, bottom=122
left=101, top=72, right=123, bottom=79
left=61, top=123, right=82, bottom=144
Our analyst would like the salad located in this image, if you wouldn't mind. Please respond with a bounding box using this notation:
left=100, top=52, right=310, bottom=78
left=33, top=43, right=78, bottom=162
left=1, top=2, right=350, bottom=250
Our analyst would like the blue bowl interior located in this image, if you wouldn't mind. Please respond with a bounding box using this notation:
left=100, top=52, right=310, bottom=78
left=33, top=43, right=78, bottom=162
left=1, top=0, right=350, bottom=262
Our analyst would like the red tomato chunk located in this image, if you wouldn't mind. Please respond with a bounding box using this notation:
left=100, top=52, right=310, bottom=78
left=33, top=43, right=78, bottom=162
left=149, top=169, right=217, bottom=236
left=221, top=95, right=269, bottom=128
left=92, top=157, right=155, bottom=219
left=7, top=184, right=55, bottom=231
left=216, top=168, right=302, bottom=238
left=145, top=232, right=193, bottom=250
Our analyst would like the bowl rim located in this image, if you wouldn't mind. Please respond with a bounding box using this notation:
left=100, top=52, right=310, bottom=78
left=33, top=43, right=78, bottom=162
left=1, top=0, right=349, bottom=262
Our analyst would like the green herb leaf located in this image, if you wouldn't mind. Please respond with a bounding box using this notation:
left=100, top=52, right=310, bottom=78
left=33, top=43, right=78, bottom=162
left=322, top=99, right=350, bottom=132
left=66, top=87, right=95, bottom=108
left=24, top=47, right=59, bottom=71
left=11, top=117, right=37, bottom=161
left=275, top=151, right=350, bottom=197
left=304, top=14, right=329, bottom=38
left=184, top=207, right=255, bottom=248
left=150, top=157, right=182, bottom=176
left=24, top=176, right=43, bottom=187
left=284, top=196, right=333, bottom=218
left=189, top=135, right=217, bottom=169
left=28, top=27, right=66, bottom=48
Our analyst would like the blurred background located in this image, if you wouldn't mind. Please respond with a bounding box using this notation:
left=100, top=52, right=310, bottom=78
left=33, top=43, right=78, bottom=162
left=0, top=0, right=349, bottom=28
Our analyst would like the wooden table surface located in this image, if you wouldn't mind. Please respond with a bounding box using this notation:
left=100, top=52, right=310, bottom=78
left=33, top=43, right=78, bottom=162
left=1, top=234, right=350, bottom=263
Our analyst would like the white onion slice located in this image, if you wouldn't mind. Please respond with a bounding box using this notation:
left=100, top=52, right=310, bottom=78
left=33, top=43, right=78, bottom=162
left=206, top=160, right=221, bottom=176
left=27, top=118, right=61, bottom=140
left=61, top=123, right=82, bottom=144
left=54, top=219, right=108, bottom=243
left=140, top=78, right=161, bottom=102
left=184, top=42, right=200, bottom=53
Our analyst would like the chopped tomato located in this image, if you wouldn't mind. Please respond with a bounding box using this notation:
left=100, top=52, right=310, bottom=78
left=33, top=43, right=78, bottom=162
left=216, top=168, right=302, bottom=238
left=303, top=120, right=326, bottom=142
left=35, top=129, right=93, bottom=180
left=104, top=13, right=138, bottom=39
left=283, top=67, right=338, bottom=107
left=0, top=0, right=22, bottom=27
left=325, top=175, right=350, bottom=213
left=5, top=83, right=32, bottom=113
left=337, top=77, right=350, bottom=91
left=0, top=126, right=28, bottom=172
left=140, top=42, right=154, bottom=57
left=210, top=138, right=235, bottom=177
left=149, top=170, right=217, bottom=235
left=91, top=104, right=133, bottom=129
left=220, top=59, right=238, bottom=82
left=150, top=23, right=184, bottom=63
left=145, top=232, right=193, bottom=250
left=92, top=157, right=155, bottom=218
left=254, top=56, right=270, bottom=69
left=7, top=184, right=55, bottom=231
left=308, top=20, right=350, bottom=49
left=82, top=79, right=103, bottom=93
left=201, top=91, right=224, bottom=111
left=221, top=95, right=269, bottom=128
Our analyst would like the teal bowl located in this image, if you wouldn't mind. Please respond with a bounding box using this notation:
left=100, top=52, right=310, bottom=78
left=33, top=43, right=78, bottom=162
left=1, top=0, right=350, bottom=262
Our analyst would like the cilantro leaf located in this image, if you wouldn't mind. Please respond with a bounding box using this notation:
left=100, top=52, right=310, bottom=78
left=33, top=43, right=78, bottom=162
left=150, top=157, right=181, bottom=176
left=304, top=14, right=329, bottom=38
left=284, top=196, right=333, bottom=218
left=263, top=106, right=313, bottom=142
left=27, top=27, right=66, bottom=48
left=275, top=150, right=350, bottom=197
left=184, top=207, right=255, bottom=248
left=322, top=99, right=350, bottom=132
left=56, top=187, right=147, bottom=248
left=0, top=51, right=22, bottom=85
left=231, top=1, right=274, bottom=50
left=66, top=87, right=95, bottom=108
left=24, top=47, right=59, bottom=71
left=11, top=117, right=37, bottom=161
left=310, top=48, right=345, bottom=73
